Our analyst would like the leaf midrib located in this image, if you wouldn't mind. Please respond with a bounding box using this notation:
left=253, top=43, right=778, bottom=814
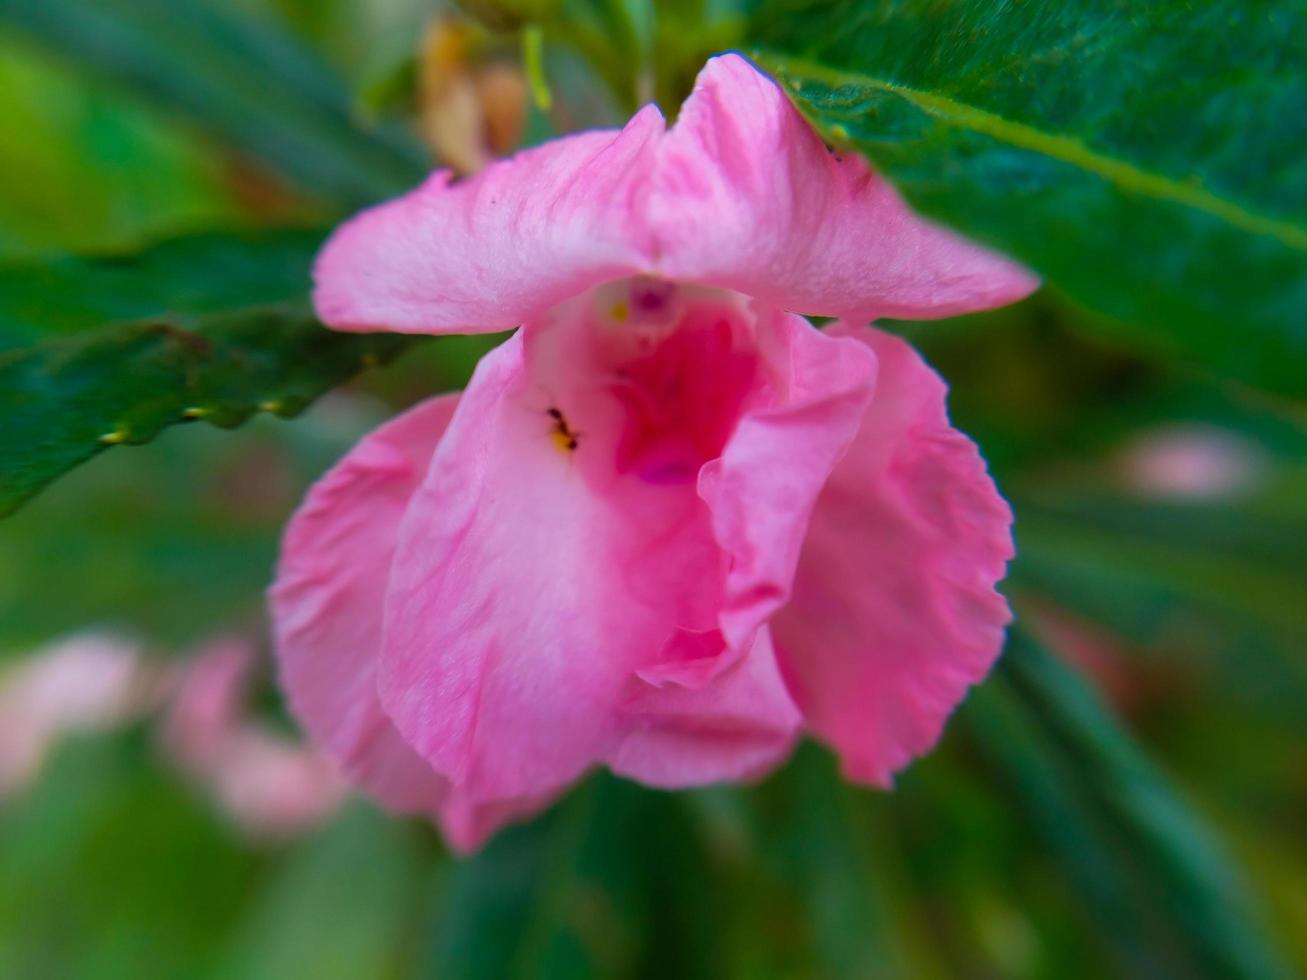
left=756, top=52, right=1307, bottom=252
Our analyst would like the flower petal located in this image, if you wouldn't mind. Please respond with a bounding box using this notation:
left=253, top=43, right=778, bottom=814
left=699, top=305, right=877, bottom=654
left=379, top=298, right=807, bottom=804
left=610, top=626, right=799, bottom=786
left=380, top=333, right=633, bottom=801
left=270, top=395, right=550, bottom=851
left=770, top=324, right=1014, bottom=786
left=270, top=396, right=456, bottom=814
left=652, top=54, right=1038, bottom=320
left=313, top=105, right=665, bottom=334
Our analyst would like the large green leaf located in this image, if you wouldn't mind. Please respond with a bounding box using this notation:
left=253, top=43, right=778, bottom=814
left=0, top=231, right=501, bottom=641
left=0, top=304, right=413, bottom=516
left=0, top=0, right=427, bottom=208
left=0, top=408, right=376, bottom=652
left=0, top=229, right=322, bottom=349
left=746, top=1, right=1307, bottom=397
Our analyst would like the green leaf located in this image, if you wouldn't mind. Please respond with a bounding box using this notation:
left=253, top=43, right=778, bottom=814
left=218, top=805, right=436, bottom=980
left=747, top=1, right=1307, bottom=398
left=966, top=672, right=1166, bottom=976
left=0, top=731, right=260, bottom=979
left=426, top=775, right=724, bottom=979
left=1010, top=488, right=1307, bottom=729
left=0, top=36, right=245, bottom=256
left=0, top=229, right=322, bottom=349
left=969, top=630, right=1293, bottom=980
left=1014, top=490, right=1307, bottom=632
left=0, top=304, right=414, bottom=517
left=0, top=408, right=374, bottom=652
left=723, top=745, right=944, bottom=979
left=0, top=0, right=428, bottom=208
left=1004, top=633, right=1284, bottom=977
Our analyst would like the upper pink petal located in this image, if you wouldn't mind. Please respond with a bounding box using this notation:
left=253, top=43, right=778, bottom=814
left=313, top=105, right=665, bottom=334
left=651, top=54, right=1038, bottom=320
left=314, top=54, right=1033, bottom=337
left=770, top=323, right=1014, bottom=786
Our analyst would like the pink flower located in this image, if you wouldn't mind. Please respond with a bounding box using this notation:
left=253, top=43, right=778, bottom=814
left=0, top=632, right=153, bottom=796
left=162, top=637, right=344, bottom=840
left=1114, top=424, right=1268, bottom=500
left=271, top=54, right=1037, bottom=852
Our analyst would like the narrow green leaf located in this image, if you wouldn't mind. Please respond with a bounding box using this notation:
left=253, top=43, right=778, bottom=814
left=1010, top=488, right=1307, bottom=728
left=1013, top=491, right=1307, bottom=634
left=740, top=745, right=937, bottom=979
left=425, top=775, right=723, bottom=980
left=0, top=305, right=414, bottom=516
left=427, top=789, right=595, bottom=980
left=971, top=629, right=1293, bottom=980
left=0, top=0, right=428, bottom=207
left=966, top=672, right=1166, bottom=976
left=747, top=1, right=1307, bottom=397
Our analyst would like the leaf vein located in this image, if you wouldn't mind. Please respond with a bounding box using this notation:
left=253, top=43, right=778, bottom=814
left=758, top=52, right=1307, bottom=252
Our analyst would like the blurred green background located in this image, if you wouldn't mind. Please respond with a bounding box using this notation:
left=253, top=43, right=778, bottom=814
left=0, top=1, right=1304, bottom=978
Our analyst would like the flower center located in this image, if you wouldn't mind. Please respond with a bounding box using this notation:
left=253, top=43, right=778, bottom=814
left=597, top=282, right=762, bottom=484
left=525, top=279, right=766, bottom=489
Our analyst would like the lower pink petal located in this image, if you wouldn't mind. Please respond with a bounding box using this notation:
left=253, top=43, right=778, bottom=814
left=272, top=394, right=543, bottom=850
left=379, top=333, right=638, bottom=802
left=771, top=324, right=1014, bottom=786
left=379, top=293, right=817, bottom=806
left=611, top=625, right=800, bottom=786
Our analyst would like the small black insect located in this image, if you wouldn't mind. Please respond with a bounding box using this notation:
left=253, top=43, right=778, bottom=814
left=546, top=406, right=580, bottom=452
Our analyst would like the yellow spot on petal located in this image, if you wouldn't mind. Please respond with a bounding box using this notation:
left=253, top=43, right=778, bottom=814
left=609, top=301, right=629, bottom=323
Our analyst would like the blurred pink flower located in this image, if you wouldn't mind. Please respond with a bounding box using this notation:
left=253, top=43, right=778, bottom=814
left=162, top=635, right=251, bottom=771
left=1115, top=424, right=1269, bottom=500
left=272, top=54, right=1037, bottom=851
left=162, top=637, right=344, bottom=840
left=0, top=633, right=153, bottom=796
